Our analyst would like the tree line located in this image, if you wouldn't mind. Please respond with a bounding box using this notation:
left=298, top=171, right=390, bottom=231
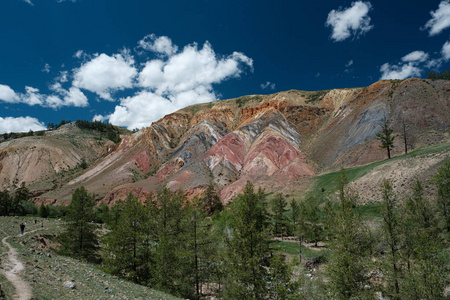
left=57, top=159, right=449, bottom=299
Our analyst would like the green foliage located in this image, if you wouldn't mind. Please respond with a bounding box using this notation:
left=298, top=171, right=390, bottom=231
left=305, top=90, right=329, bottom=103
left=223, top=181, right=271, bottom=299
left=270, top=194, right=288, bottom=237
left=432, top=159, right=450, bottom=233
left=103, top=194, right=151, bottom=283
left=376, top=120, right=395, bottom=159
left=326, top=171, right=373, bottom=299
left=0, top=190, right=13, bottom=216
left=427, top=69, right=450, bottom=80
left=400, top=180, right=447, bottom=299
left=267, top=254, right=300, bottom=300
left=47, top=120, right=71, bottom=130
left=235, top=95, right=263, bottom=107
left=380, top=179, right=401, bottom=299
left=0, top=183, right=32, bottom=216
left=59, top=187, right=99, bottom=262
left=38, top=203, right=49, bottom=218
left=199, top=184, right=223, bottom=216
left=75, top=120, right=121, bottom=143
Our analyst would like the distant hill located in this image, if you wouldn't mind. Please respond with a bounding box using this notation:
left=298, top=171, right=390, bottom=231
left=0, top=78, right=448, bottom=205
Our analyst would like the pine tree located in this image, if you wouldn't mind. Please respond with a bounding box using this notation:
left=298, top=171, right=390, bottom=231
left=38, top=203, right=49, bottom=218
left=327, top=171, right=372, bottom=299
left=0, top=190, right=13, bottom=216
left=401, top=180, right=445, bottom=299
left=200, top=184, right=223, bottom=216
left=432, top=160, right=450, bottom=233
left=270, top=193, right=288, bottom=239
left=103, top=193, right=151, bottom=283
left=59, top=186, right=99, bottom=261
left=12, top=182, right=29, bottom=215
left=380, top=179, right=401, bottom=299
left=376, top=120, right=395, bottom=159
left=224, top=181, right=270, bottom=299
left=148, top=187, right=194, bottom=297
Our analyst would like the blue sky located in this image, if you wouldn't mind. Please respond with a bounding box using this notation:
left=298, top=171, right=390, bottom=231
left=1, top=0, right=450, bottom=133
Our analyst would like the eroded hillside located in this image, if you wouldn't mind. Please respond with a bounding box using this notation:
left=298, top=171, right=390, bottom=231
left=2, top=78, right=447, bottom=204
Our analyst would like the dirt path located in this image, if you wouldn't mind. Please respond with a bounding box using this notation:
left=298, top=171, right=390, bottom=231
left=1, top=228, right=42, bottom=300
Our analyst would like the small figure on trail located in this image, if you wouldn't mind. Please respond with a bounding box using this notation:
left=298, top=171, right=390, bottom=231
left=20, top=223, right=25, bottom=235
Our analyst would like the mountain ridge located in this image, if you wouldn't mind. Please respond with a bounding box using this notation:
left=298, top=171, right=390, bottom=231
left=0, top=78, right=448, bottom=205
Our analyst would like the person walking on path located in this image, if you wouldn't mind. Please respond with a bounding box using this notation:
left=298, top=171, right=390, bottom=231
left=19, top=223, right=25, bottom=235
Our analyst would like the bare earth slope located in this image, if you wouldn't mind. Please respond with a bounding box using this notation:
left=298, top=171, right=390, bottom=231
left=1, top=79, right=448, bottom=204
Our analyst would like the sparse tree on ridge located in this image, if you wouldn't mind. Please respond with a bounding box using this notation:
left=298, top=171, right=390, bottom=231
left=377, top=120, right=395, bottom=159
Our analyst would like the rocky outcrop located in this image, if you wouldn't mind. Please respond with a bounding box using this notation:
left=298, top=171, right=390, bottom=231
left=2, top=79, right=449, bottom=205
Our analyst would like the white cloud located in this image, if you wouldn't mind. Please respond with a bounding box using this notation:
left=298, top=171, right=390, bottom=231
left=260, top=81, right=276, bottom=90
left=73, top=52, right=137, bottom=100
left=345, top=59, right=354, bottom=67
left=74, top=50, right=85, bottom=59
left=101, top=37, right=252, bottom=129
left=57, top=71, right=69, bottom=83
left=442, top=41, right=450, bottom=60
left=42, top=63, right=51, bottom=73
left=0, top=83, right=88, bottom=109
left=22, top=86, right=44, bottom=106
left=92, top=114, right=106, bottom=122
left=138, top=34, right=178, bottom=56
left=379, top=50, right=438, bottom=80
left=326, top=1, right=373, bottom=42
left=422, top=1, right=450, bottom=36
left=380, top=63, right=422, bottom=80
left=0, top=116, right=45, bottom=134
left=23, top=0, right=33, bottom=6
left=401, top=51, right=429, bottom=63
left=0, top=84, right=19, bottom=103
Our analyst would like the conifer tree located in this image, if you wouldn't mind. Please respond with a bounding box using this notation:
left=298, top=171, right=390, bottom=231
left=376, top=120, right=395, bottom=159
left=270, top=193, right=288, bottom=239
left=224, top=181, right=270, bottom=299
left=60, top=186, right=99, bottom=261
left=401, top=180, right=445, bottom=299
left=380, top=179, right=401, bottom=299
left=432, top=160, right=450, bottom=233
left=327, top=171, right=372, bottom=299
left=103, top=193, right=151, bottom=283
left=148, top=188, right=194, bottom=297
left=200, top=183, right=223, bottom=216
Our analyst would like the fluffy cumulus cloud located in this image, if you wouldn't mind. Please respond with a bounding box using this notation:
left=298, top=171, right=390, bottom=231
left=380, top=63, right=422, bottom=80
left=326, top=1, right=373, bottom=42
left=380, top=50, right=429, bottom=79
left=0, top=34, right=252, bottom=130
left=0, top=84, right=19, bottom=103
left=380, top=40, right=450, bottom=79
left=422, top=1, right=450, bottom=36
left=401, top=51, right=429, bottom=63
left=442, top=41, right=450, bottom=60
left=73, top=52, right=137, bottom=100
left=101, top=37, right=253, bottom=129
left=138, top=34, right=178, bottom=56
left=0, top=116, right=46, bottom=134
left=0, top=83, right=88, bottom=109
